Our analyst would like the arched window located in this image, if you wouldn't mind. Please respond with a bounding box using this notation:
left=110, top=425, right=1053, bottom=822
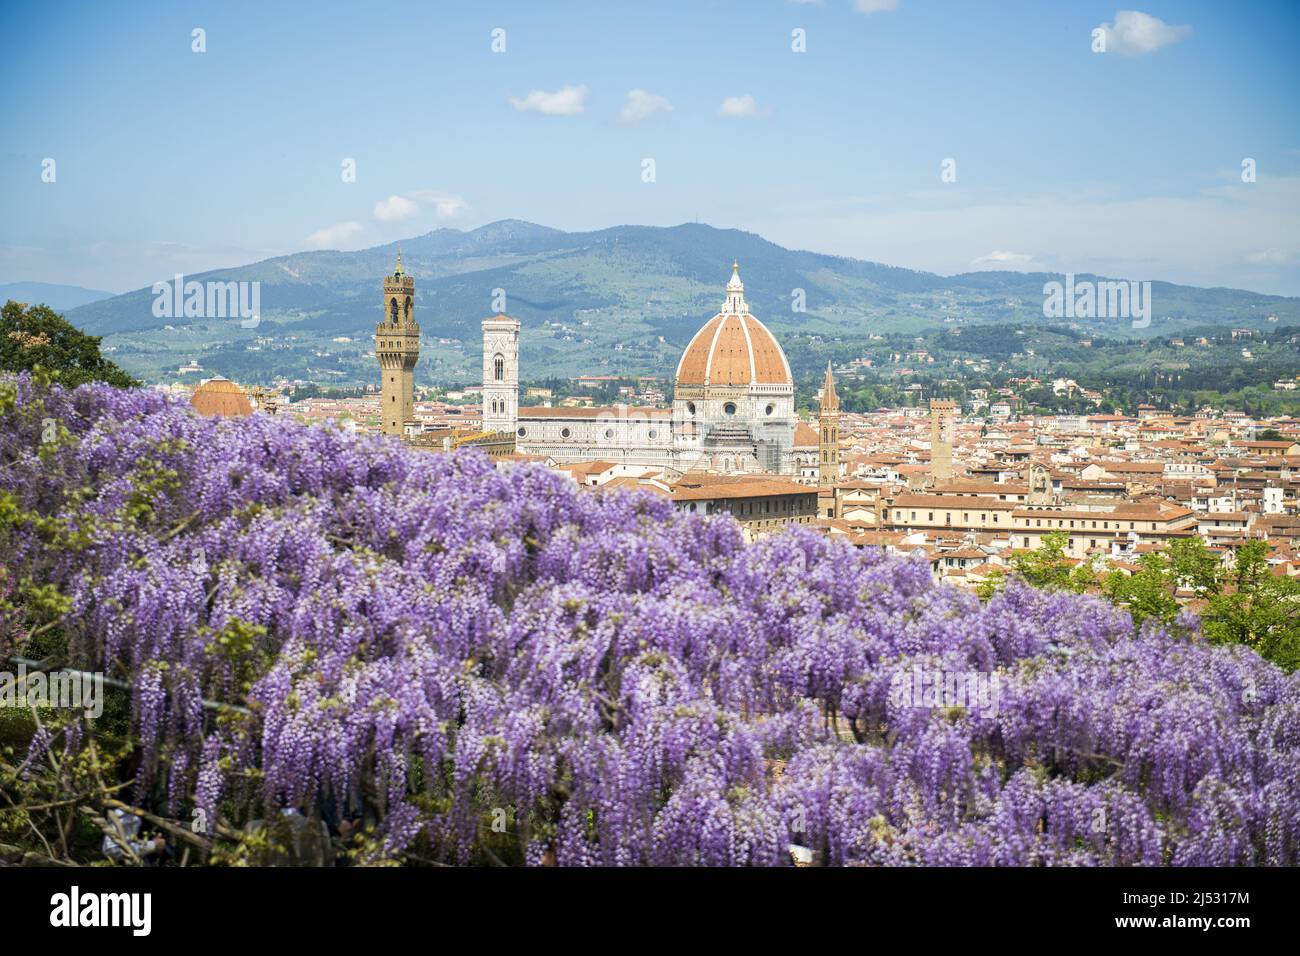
left=390, top=298, right=398, bottom=324
left=494, top=354, right=504, bottom=381
left=404, top=296, right=412, bottom=320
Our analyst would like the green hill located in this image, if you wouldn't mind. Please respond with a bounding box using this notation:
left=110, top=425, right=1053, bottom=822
left=66, top=220, right=1300, bottom=386
left=0, top=282, right=115, bottom=311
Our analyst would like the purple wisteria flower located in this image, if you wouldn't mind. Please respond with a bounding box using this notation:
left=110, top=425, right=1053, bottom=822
left=3, top=373, right=1297, bottom=866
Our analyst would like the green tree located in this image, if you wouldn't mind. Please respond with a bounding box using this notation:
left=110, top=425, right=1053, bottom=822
left=1103, top=552, right=1180, bottom=628
left=0, top=300, right=137, bottom=389
left=1202, top=540, right=1300, bottom=671
left=1166, top=536, right=1221, bottom=597
left=975, top=566, right=1005, bottom=601
left=1101, top=537, right=1300, bottom=671
left=1011, top=530, right=1094, bottom=593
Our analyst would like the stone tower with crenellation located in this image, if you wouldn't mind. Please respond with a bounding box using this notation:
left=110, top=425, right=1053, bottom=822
left=375, top=250, right=419, bottom=436
left=929, top=399, right=956, bottom=485
left=818, top=361, right=840, bottom=487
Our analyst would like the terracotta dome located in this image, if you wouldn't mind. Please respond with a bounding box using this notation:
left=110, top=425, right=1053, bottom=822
left=675, top=264, right=792, bottom=388
left=191, top=377, right=253, bottom=417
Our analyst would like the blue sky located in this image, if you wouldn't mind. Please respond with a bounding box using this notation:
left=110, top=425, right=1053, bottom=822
left=2, top=0, right=1298, bottom=294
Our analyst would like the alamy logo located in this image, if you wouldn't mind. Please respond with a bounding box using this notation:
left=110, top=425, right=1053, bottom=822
left=152, top=273, right=260, bottom=328
left=0, top=663, right=103, bottom=719
left=889, top=666, right=1001, bottom=717
left=49, top=886, right=151, bottom=936
left=1042, top=273, right=1151, bottom=328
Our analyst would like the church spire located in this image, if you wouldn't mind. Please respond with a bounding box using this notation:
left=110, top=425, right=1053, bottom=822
left=818, top=361, right=840, bottom=489
left=821, top=360, right=839, bottom=412
left=394, top=246, right=404, bottom=276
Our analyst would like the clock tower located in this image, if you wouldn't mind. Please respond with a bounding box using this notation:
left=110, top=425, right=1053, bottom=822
left=375, top=250, right=419, bottom=436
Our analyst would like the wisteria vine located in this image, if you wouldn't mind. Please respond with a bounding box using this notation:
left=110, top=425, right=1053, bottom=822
left=2, top=373, right=1297, bottom=866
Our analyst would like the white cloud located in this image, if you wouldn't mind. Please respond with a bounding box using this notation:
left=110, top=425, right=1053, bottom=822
left=508, top=85, right=588, bottom=115
left=718, top=94, right=766, bottom=118
left=372, top=195, right=420, bottom=222
left=370, top=191, right=469, bottom=226
left=620, top=89, right=673, bottom=123
left=1245, top=248, right=1295, bottom=266
left=855, top=0, right=898, bottom=14
left=969, top=250, right=1042, bottom=271
left=405, top=190, right=470, bottom=219
left=305, top=222, right=364, bottom=247
left=1096, top=10, right=1191, bottom=56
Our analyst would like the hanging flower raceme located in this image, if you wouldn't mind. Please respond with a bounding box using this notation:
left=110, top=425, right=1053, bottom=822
left=3, top=373, right=1297, bottom=866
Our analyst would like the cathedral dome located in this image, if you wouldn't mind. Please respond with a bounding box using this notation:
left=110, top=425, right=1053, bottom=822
left=675, top=265, right=792, bottom=388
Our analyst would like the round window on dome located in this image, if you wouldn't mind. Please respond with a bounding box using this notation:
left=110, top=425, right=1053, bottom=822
left=517, top=427, right=526, bottom=437
left=686, top=402, right=696, bottom=416
left=648, top=429, right=657, bottom=439
left=604, top=428, right=614, bottom=439
left=723, top=402, right=737, bottom=416
left=561, top=427, right=572, bottom=438
left=765, top=403, right=775, bottom=416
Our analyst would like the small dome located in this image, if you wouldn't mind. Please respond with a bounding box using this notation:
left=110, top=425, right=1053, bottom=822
left=191, top=377, right=253, bottom=417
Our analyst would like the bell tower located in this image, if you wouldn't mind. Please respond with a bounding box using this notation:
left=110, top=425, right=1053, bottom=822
left=818, top=361, right=840, bottom=487
left=376, top=249, right=419, bottom=436
left=929, top=399, right=956, bottom=485
left=482, top=312, right=520, bottom=435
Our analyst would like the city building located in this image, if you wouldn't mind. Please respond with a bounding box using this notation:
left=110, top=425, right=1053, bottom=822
left=496, top=263, right=799, bottom=477
left=372, top=252, right=514, bottom=454
left=669, top=475, right=818, bottom=539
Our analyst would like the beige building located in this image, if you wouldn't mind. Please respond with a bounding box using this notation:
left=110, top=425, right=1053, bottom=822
left=1007, top=503, right=1198, bottom=556
left=669, top=475, right=818, bottom=539
left=407, top=428, right=515, bottom=459
left=880, top=494, right=1018, bottom=532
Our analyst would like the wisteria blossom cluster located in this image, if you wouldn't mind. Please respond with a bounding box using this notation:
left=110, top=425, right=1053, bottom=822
left=2, top=374, right=1297, bottom=866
